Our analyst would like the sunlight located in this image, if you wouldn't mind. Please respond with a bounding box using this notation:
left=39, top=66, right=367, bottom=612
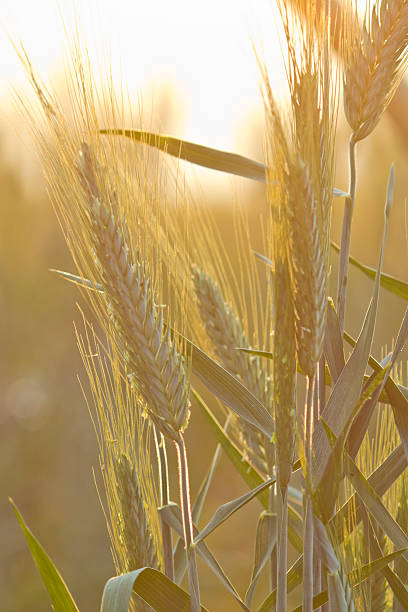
left=1, top=0, right=285, bottom=159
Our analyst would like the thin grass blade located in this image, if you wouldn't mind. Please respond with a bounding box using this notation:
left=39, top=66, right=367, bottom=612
left=10, top=499, right=80, bottom=612
left=367, top=516, right=408, bottom=610
left=194, top=478, right=275, bottom=545
left=344, top=452, right=408, bottom=562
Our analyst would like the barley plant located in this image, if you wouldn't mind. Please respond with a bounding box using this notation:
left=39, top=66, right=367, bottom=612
left=10, top=1, right=408, bottom=610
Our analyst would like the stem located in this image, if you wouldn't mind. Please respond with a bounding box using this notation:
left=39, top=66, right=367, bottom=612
left=277, top=484, right=288, bottom=612
left=175, top=435, right=201, bottom=612
left=313, top=551, right=322, bottom=610
left=154, top=429, right=174, bottom=581
left=303, top=375, right=315, bottom=612
left=314, top=356, right=325, bottom=611
left=269, top=485, right=277, bottom=592
left=317, top=355, right=325, bottom=420
left=337, top=135, right=357, bottom=335
left=303, top=495, right=314, bottom=612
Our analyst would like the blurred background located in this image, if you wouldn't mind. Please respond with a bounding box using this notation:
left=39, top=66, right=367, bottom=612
left=1, top=1, right=408, bottom=610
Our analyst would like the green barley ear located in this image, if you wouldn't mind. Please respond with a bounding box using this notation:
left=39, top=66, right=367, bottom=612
left=262, top=0, right=337, bottom=380
left=116, top=455, right=156, bottom=612
left=262, top=86, right=297, bottom=489
left=116, top=454, right=157, bottom=571
left=191, top=264, right=272, bottom=474
left=343, top=0, right=408, bottom=142
left=76, top=144, right=191, bottom=441
left=77, top=326, right=163, bottom=575
left=286, top=156, right=327, bottom=378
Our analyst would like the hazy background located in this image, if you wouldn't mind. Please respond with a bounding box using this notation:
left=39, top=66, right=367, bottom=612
left=1, top=1, right=408, bottom=610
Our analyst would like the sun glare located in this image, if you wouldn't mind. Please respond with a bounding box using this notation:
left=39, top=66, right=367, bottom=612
left=1, top=0, right=286, bottom=167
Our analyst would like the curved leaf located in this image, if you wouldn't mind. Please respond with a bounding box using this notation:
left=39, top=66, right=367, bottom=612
left=245, top=512, right=277, bottom=607
left=331, top=242, right=408, bottom=301
left=10, top=499, right=80, bottom=612
left=159, top=503, right=248, bottom=611
left=344, top=453, right=408, bottom=562
left=194, top=477, right=275, bottom=544
left=101, top=567, right=208, bottom=612
left=100, top=129, right=267, bottom=181
left=190, top=350, right=275, bottom=439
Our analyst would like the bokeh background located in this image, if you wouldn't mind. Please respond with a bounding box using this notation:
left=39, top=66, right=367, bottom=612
left=1, top=1, right=408, bottom=610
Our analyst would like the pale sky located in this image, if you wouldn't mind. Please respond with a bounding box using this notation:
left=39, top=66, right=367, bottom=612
left=1, top=0, right=284, bottom=159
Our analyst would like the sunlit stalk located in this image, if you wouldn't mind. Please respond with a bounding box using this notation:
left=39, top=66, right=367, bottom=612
left=277, top=485, right=288, bottom=612
left=303, top=375, right=315, bottom=612
left=154, top=429, right=174, bottom=581
left=337, top=136, right=357, bottom=334
left=175, top=435, right=200, bottom=612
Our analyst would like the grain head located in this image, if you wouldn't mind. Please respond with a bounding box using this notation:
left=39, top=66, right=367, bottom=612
left=343, top=0, right=408, bottom=141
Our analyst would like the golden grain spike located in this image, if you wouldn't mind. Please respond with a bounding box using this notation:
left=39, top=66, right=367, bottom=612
left=77, top=145, right=191, bottom=441
left=192, top=264, right=272, bottom=474
left=116, top=454, right=157, bottom=612
left=287, top=157, right=327, bottom=377
left=116, top=454, right=157, bottom=571
left=344, top=0, right=408, bottom=141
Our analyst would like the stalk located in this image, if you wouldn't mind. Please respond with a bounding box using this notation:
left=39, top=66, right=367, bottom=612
left=154, top=429, right=174, bottom=581
left=270, top=486, right=277, bottom=593
left=337, top=136, right=357, bottom=335
left=303, top=375, right=315, bottom=612
left=276, top=484, right=288, bottom=612
left=175, top=435, right=201, bottom=611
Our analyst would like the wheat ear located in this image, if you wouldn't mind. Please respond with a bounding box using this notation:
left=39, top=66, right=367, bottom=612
left=344, top=0, right=408, bottom=142
left=77, top=144, right=190, bottom=442
left=77, top=146, right=201, bottom=611
left=286, top=158, right=327, bottom=378
left=192, top=264, right=272, bottom=473
left=116, top=454, right=157, bottom=571
left=116, top=454, right=156, bottom=612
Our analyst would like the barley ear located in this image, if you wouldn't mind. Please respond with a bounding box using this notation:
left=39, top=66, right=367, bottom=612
left=343, top=0, right=408, bottom=141
left=77, top=144, right=191, bottom=441
left=192, top=264, right=271, bottom=474
left=116, top=454, right=157, bottom=571
left=116, top=454, right=157, bottom=612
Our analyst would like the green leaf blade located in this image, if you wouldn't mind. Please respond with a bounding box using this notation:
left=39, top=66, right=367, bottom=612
left=101, top=568, right=209, bottom=612
left=100, top=129, right=267, bottom=181
left=10, top=499, right=80, bottom=612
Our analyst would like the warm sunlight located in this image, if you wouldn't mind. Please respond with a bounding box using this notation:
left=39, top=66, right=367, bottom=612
left=1, top=0, right=285, bottom=159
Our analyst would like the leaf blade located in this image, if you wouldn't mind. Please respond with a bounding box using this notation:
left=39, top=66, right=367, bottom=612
left=101, top=567, right=209, bottom=612
left=10, top=499, right=80, bottom=612
left=100, top=129, right=267, bottom=181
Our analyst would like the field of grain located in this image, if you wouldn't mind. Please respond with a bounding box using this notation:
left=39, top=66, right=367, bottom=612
left=2, top=1, right=408, bottom=611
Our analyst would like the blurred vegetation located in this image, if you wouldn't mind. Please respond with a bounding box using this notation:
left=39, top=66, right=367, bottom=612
left=2, top=71, right=408, bottom=610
